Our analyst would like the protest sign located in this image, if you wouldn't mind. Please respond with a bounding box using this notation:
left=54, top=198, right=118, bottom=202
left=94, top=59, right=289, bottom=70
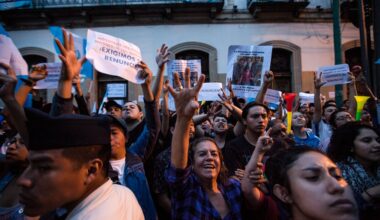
left=299, top=92, right=314, bottom=104
left=86, top=29, right=143, bottom=84
left=317, top=64, right=350, bottom=87
left=264, top=89, right=282, bottom=106
left=198, top=82, right=223, bottom=101
left=227, top=45, right=272, bottom=98
left=34, top=63, right=62, bottom=89
left=167, top=59, right=201, bottom=111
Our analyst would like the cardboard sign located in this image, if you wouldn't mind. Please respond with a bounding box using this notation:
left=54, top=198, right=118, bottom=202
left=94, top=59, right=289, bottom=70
left=317, top=64, right=350, bottom=87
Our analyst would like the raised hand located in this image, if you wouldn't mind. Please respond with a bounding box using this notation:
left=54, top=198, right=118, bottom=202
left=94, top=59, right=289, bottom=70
left=54, top=29, right=86, bottom=81
left=168, top=67, right=205, bottom=120
left=0, top=62, right=17, bottom=100
left=136, top=61, right=153, bottom=86
left=163, top=79, right=170, bottom=96
left=314, top=72, right=326, bottom=89
left=263, top=71, right=274, bottom=85
left=218, top=88, right=233, bottom=112
left=227, top=78, right=235, bottom=98
left=155, top=44, right=170, bottom=68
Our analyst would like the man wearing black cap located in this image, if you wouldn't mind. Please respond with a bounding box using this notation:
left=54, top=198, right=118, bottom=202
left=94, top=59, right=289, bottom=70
left=104, top=99, right=123, bottom=119
left=18, top=109, right=144, bottom=219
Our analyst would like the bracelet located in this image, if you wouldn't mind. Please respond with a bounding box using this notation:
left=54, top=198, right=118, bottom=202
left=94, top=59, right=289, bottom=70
left=21, top=78, right=36, bottom=87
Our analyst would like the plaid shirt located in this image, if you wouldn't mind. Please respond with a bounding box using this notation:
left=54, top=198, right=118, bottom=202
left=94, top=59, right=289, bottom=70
left=165, top=164, right=243, bottom=220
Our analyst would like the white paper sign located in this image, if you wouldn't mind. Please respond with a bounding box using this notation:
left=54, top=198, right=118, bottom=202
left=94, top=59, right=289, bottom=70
left=227, top=45, right=272, bottom=98
left=299, top=92, right=315, bottom=104
left=34, top=63, right=62, bottom=89
left=107, top=83, right=126, bottom=98
left=198, top=82, right=223, bottom=101
left=86, top=29, right=142, bottom=84
left=318, top=64, right=350, bottom=87
left=167, top=59, right=202, bottom=111
left=264, top=89, right=282, bottom=105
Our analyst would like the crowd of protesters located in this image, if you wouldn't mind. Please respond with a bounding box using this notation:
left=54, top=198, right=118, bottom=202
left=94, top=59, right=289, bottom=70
left=0, top=29, right=379, bottom=220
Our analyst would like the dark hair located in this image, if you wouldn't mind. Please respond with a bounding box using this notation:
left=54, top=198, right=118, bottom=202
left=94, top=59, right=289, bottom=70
left=189, top=137, right=229, bottom=185
left=242, top=102, right=269, bottom=120
left=169, top=113, right=177, bottom=128
left=125, top=101, right=142, bottom=112
left=328, top=109, right=346, bottom=129
left=62, top=144, right=111, bottom=176
left=265, top=146, right=324, bottom=192
left=322, top=103, right=337, bottom=115
left=327, top=121, right=379, bottom=162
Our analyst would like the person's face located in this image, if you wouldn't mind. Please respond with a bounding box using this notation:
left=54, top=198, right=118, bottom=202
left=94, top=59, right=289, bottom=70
left=213, top=116, right=228, bottom=134
left=189, top=121, right=196, bottom=139
left=17, top=149, right=88, bottom=217
left=110, top=125, right=127, bottom=160
left=292, top=112, right=306, bottom=128
left=323, top=106, right=337, bottom=122
left=107, top=106, right=122, bottom=118
left=5, top=134, right=28, bottom=163
left=192, top=140, right=221, bottom=182
left=122, top=102, right=143, bottom=121
left=300, top=104, right=310, bottom=114
left=353, top=128, right=380, bottom=163
left=285, top=152, right=358, bottom=220
left=201, top=120, right=212, bottom=132
left=244, top=106, right=268, bottom=135
left=270, top=123, right=287, bottom=139
left=334, top=112, right=353, bottom=128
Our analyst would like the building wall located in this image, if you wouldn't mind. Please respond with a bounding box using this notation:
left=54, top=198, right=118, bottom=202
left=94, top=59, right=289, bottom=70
left=8, top=22, right=360, bottom=102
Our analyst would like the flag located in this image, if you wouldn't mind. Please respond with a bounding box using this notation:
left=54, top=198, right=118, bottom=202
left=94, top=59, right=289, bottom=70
left=49, top=26, right=93, bottom=79
left=0, top=0, right=31, bottom=11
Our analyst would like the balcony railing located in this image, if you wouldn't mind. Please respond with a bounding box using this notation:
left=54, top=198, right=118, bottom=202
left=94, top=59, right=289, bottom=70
left=32, top=0, right=222, bottom=8
left=248, top=0, right=310, bottom=18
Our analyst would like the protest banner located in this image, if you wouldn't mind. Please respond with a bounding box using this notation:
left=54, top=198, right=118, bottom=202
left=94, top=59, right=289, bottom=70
left=86, top=29, right=143, bottom=84
left=167, top=59, right=201, bottom=110
left=299, top=92, right=314, bottom=104
left=227, top=45, right=272, bottom=98
left=198, top=82, right=223, bottom=101
left=317, top=64, right=350, bottom=87
left=34, top=63, right=62, bottom=89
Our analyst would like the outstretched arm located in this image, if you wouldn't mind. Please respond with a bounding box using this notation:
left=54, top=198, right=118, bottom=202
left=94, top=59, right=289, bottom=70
left=169, top=68, right=205, bottom=169
left=242, top=131, right=273, bottom=209
left=256, top=71, right=274, bottom=104
left=51, top=28, right=86, bottom=116
left=152, top=44, right=170, bottom=102
left=312, top=72, right=326, bottom=123
left=16, top=64, right=47, bottom=105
